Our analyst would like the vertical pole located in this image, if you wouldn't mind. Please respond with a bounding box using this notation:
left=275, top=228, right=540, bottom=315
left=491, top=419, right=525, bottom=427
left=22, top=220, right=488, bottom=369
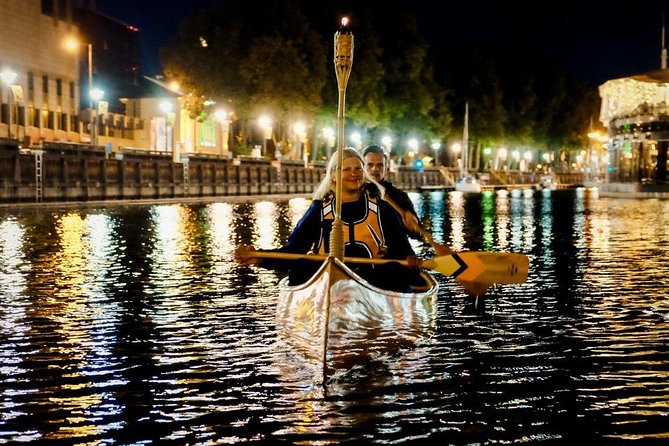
left=92, top=101, right=97, bottom=146
left=88, top=44, right=94, bottom=145
left=87, top=44, right=93, bottom=109
left=331, top=18, right=354, bottom=260
left=462, top=102, right=469, bottom=177
left=7, top=87, right=12, bottom=139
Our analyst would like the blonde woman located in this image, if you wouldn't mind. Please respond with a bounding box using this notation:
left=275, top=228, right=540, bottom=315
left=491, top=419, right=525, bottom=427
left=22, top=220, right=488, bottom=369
left=235, top=148, right=419, bottom=291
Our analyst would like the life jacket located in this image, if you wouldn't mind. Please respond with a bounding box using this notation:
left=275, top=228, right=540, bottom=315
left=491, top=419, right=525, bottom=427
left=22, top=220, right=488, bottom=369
left=315, top=189, right=387, bottom=258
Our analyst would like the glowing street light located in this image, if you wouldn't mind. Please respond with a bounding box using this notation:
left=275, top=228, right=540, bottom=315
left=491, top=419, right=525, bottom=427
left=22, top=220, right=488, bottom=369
left=159, top=100, right=174, bottom=156
left=431, top=140, right=441, bottom=166
left=64, top=37, right=94, bottom=109
left=483, top=147, right=492, bottom=170
left=293, top=121, right=307, bottom=161
left=90, top=88, right=104, bottom=146
left=497, top=147, right=508, bottom=171
left=215, top=108, right=232, bottom=157
left=381, top=135, right=392, bottom=152
left=350, top=131, right=361, bottom=149
left=258, top=115, right=271, bottom=157
left=451, top=142, right=462, bottom=168
left=1, top=69, right=18, bottom=139
left=322, top=127, right=335, bottom=158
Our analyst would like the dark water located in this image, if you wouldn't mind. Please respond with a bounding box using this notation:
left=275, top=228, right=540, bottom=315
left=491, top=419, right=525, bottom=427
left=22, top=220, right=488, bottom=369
left=1, top=189, right=668, bottom=445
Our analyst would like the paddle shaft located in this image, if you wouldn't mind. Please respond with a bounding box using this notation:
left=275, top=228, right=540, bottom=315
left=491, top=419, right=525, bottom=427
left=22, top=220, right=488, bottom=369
left=382, top=196, right=451, bottom=254
left=245, top=249, right=528, bottom=285
left=248, top=250, right=409, bottom=267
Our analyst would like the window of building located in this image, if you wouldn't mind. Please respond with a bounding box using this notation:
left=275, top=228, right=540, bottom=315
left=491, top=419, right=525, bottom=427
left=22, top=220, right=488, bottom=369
left=42, top=75, right=49, bottom=94
left=56, top=79, right=62, bottom=97
left=27, top=72, right=34, bottom=102
left=41, top=108, right=49, bottom=129
left=69, top=82, right=75, bottom=99
left=59, top=112, right=68, bottom=131
left=58, top=0, right=67, bottom=19
left=27, top=106, right=36, bottom=127
left=200, top=120, right=217, bottom=147
left=41, top=0, right=54, bottom=16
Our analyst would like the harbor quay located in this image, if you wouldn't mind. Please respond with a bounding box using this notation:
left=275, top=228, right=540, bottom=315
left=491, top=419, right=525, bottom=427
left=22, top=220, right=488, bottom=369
left=0, top=141, right=604, bottom=205
left=0, top=141, right=449, bottom=204
left=0, top=141, right=593, bottom=205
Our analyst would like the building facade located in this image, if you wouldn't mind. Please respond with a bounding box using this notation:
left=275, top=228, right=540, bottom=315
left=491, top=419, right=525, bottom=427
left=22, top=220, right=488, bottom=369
left=599, top=68, right=669, bottom=185
left=0, top=0, right=229, bottom=159
left=1, top=0, right=81, bottom=144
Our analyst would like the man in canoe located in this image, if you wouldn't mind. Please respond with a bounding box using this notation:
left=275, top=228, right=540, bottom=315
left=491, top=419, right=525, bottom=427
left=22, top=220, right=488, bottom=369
left=363, top=145, right=501, bottom=297
left=234, top=147, right=421, bottom=292
left=362, top=144, right=452, bottom=256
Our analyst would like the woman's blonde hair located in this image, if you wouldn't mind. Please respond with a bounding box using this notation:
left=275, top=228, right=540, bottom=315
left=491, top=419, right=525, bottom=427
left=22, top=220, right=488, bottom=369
left=313, top=147, right=385, bottom=199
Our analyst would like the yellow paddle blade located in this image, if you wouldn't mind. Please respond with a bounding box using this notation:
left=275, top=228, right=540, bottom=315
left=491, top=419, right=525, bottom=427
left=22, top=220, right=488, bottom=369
left=458, top=252, right=528, bottom=284
left=422, top=252, right=528, bottom=285
left=420, top=254, right=466, bottom=276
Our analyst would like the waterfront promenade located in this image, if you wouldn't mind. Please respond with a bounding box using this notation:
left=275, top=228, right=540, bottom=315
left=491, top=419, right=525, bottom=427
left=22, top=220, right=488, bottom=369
left=0, top=141, right=450, bottom=204
left=0, top=140, right=602, bottom=204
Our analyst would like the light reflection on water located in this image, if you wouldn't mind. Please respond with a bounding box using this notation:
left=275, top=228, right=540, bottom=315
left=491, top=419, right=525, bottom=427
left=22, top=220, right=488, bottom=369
left=0, top=190, right=668, bottom=444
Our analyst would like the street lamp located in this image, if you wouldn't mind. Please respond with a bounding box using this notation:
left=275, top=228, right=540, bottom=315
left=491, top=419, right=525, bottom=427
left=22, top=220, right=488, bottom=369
left=322, top=127, right=335, bottom=158
left=497, top=147, right=508, bottom=171
left=431, top=140, right=441, bottom=166
left=64, top=38, right=93, bottom=109
left=381, top=135, right=392, bottom=152
left=483, top=147, right=492, bottom=170
left=1, top=69, right=18, bottom=139
left=258, top=115, right=271, bottom=157
left=293, top=121, right=307, bottom=162
left=90, top=88, right=104, bottom=146
left=451, top=142, right=462, bottom=168
left=215, top=108, right=231, bottom=158
left=350, top=131, right=361, bottom=149
left=512, top=150, right=520, bottom=169
left=159, top=100, right=174, bottom=156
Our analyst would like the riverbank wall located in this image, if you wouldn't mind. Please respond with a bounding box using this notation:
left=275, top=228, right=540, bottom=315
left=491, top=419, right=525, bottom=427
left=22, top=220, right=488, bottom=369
left=0, top=141, right=445, bottom=203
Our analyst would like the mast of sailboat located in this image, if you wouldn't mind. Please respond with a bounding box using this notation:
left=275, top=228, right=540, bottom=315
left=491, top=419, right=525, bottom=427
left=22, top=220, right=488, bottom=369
left=662, top=12, right=667, bottom=69
left=462, top=101, right=469, bottom=177
left=331, top=17, right=354, bottom=260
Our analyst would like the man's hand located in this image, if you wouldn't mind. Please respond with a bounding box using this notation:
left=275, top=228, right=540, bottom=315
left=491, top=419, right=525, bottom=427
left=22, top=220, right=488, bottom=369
left=234, top=244, right=262, bottom=266
left=405, top=255, right=421, bottom=270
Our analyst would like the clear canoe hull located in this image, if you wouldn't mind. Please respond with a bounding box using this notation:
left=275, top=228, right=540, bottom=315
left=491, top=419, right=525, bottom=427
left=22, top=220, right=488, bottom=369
left=276, top=257, right=438, bottom=367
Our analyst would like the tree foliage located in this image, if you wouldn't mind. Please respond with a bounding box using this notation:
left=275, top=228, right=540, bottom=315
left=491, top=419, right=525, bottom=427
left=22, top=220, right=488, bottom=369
left=160, top=0, right=598, bottom=162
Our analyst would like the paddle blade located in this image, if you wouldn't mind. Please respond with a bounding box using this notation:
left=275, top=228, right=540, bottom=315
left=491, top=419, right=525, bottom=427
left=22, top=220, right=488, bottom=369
left=421, top=252, right=529, bottom=285
left=420, top=255, right=467, bottom=277
left=457, top=252, right=528, bottom=284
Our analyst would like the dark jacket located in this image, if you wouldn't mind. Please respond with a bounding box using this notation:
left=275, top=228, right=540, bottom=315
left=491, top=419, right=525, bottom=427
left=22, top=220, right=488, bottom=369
left=262, top=185, right=415, bottom=290
left=379, top=179, right=422, bottom=240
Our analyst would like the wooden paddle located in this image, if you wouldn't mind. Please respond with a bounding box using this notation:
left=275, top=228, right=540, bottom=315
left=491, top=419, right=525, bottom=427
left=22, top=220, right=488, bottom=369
left=381, top=196, right=507, bottom=296
left=242, top=250, right=528, bottom=286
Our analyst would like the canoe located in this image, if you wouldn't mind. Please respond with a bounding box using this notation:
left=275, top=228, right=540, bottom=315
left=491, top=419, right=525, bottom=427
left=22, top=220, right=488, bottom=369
left=275, top=257, right=438, bottom=368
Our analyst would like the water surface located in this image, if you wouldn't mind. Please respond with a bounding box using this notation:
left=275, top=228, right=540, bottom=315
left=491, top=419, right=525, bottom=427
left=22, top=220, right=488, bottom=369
left=1, top=189, right=668, bottom=444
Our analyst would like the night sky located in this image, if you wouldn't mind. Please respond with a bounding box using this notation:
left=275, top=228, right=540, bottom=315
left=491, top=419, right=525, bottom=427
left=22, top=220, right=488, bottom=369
left=96, top=0, right=667, bottom=87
